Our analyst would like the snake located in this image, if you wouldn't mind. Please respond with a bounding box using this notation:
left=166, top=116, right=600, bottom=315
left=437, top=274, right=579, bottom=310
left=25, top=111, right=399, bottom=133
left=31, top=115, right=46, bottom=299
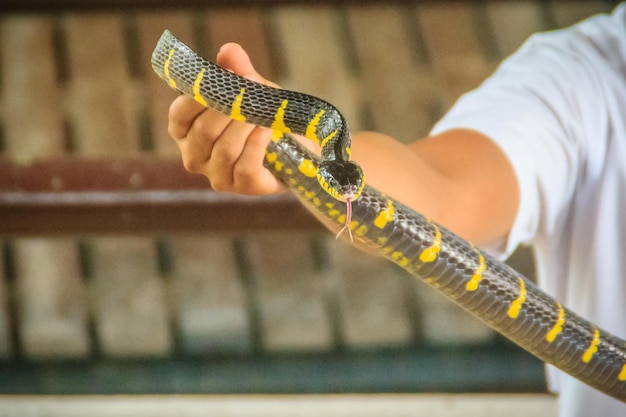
left=152, top=29, right=626, bottom=402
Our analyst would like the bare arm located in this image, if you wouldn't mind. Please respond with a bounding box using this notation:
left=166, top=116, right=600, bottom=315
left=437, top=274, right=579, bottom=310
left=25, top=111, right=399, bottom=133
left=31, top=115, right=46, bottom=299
left=347, top=129, right=519, bottom=246
left=168, top=43, right=519, bottom=247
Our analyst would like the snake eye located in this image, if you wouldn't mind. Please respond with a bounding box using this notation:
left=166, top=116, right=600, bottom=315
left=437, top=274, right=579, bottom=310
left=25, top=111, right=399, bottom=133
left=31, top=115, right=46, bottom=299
left=317, top=160, right=364, bottom=202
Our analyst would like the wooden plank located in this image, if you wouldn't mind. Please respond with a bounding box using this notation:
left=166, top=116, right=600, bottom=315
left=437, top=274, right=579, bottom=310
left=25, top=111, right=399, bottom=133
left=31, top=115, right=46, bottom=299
left=137, top=7, right=276, bottom=154
left=0, top=192, right=321, bottom=236
left=485, top=1, right=549, bottom=59
left=88, top=237, right=170, bottom=356
left=413, top=279, right=495, bottom=346
left=270, top=5, right=361, bottom=130
left=411, top=3, right=496, bottom=345
left=137, top=11, right=255, bottom=355
left=415, top=2, right=496, bottom=106
left=346, top=4, right=442, bottom=142
left=0, top=394, right=559, bottom=417
left=137, top=10, right=196, bottom=155
left=204, top=7, right=321, bottom=353
left=13, top=238, right=90, bottom=358
left=550, top=0, right=612, bottom=28
left=265, top=5, right=371, bottom=352
left=0, top=156, right=209, bottom=192
left=167, top=236, right=251, bottom=355
left=64, top=13, right=140, bottom=155
left=0, top=16, right=65, bottom=157
left=0, top=242, right=12, bottom=358
left=1, top=15, right=90, bottom=359
left=330, top=241, right=417, bottom=348
left=249, top=232, right=334, bottom=352
left=1, top=0, right=477, bottom=13
left=64, top=12, right=171, bottom=357
left=483, top=1, right=551, bottom=284
left=205, top=7, right=276, bottom=82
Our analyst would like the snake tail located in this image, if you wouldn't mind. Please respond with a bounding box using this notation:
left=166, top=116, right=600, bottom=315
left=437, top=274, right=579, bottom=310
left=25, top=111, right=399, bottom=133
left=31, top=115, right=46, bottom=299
left=152, top=30, right=626, bottom=402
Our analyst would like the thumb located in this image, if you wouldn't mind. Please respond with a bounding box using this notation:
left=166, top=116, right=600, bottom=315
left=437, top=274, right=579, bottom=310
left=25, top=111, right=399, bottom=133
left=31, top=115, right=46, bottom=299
left=216, top=43, right=279, bottom=88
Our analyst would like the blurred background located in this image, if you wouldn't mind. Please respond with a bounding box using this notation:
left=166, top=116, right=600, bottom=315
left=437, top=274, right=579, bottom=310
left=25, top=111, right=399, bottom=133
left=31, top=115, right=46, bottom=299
left=0, top=0, right=616, bottom=415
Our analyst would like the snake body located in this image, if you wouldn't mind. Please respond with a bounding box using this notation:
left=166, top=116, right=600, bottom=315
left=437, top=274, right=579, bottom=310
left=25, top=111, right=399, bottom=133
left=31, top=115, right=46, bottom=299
left=152, top=30, right=626, bottom=402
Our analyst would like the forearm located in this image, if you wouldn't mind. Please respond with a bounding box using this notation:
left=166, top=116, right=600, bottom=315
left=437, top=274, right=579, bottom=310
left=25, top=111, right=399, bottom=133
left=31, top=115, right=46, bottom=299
left=311, top=129, right=519, bottom=247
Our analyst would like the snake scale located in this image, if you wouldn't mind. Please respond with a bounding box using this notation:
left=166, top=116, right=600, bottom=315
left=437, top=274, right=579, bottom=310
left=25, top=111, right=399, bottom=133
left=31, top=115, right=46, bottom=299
left=152, top=30, right=626, bottom=402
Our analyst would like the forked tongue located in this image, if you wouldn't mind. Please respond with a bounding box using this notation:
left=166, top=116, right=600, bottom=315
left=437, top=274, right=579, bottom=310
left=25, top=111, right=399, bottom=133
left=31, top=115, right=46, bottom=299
left=335, top=197, right=353, bottom=242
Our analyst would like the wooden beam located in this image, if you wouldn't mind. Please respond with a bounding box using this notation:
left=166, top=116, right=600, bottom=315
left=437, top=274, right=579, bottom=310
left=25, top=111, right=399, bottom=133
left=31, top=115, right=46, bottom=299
left=0, top=156, right=321, bottom=235
left=0, top=0, right=423, bottom=13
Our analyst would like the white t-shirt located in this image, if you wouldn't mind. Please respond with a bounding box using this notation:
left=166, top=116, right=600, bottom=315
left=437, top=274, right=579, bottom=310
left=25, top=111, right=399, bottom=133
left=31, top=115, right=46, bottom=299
left=431, top=5, right=626, bottom=417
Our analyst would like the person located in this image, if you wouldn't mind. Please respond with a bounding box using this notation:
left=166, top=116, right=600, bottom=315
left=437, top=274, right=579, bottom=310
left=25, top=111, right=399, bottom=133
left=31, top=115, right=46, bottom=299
left=167, top=5, right=626, bottom=417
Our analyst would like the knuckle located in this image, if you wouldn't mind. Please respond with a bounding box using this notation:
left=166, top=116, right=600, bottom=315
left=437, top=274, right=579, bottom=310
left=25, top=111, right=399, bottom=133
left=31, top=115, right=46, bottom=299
left=168, top=97, right=183, bottom=119
left=233, top=162, right=258, bottom=184
left=178, top=140, right=208, bottom=173
left=191, top=114, right=218, bottom=139
left=192, top=110, right=232, bottom=142
left=167, top=100, right=188, bottom=139
left=209, top=179, right=222, bottom=192
left=182, top=155, right=203, bottom=173
left=206, top=162, right=233, bottom=193
left=215, top=144, right=241, bottom=165
left=209, top=176, right=231, bottom=193
left=248, top=126, right=271, bottom=146
left=167, top=122, right=183, bottom=140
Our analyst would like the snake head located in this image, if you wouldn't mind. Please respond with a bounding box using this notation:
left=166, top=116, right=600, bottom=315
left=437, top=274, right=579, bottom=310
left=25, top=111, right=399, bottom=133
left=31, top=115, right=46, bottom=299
left=317, top=160, right=365, bottom=202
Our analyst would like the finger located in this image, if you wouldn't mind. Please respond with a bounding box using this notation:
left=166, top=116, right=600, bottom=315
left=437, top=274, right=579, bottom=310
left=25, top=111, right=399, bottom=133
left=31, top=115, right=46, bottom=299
left=232, top=127, right=281, bottom=194
left=205, top=121, right=256, bottom=191
left=168, top=95, right=207, bottom=140
left=177, top=110, right=229, bottom=173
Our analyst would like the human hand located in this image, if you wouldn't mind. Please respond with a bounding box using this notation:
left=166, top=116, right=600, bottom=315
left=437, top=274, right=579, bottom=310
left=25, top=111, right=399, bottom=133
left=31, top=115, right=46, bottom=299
left=167, top=43, right=291, bottom=195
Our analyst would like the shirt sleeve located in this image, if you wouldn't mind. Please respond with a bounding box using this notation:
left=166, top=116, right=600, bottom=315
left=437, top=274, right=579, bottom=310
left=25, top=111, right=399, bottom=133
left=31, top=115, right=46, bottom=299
left=429, top=29, right=603, bottom=258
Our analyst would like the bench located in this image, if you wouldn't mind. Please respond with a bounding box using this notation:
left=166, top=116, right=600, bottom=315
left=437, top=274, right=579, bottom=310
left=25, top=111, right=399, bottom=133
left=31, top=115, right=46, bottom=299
left=0, top=0, right=612, bottom=394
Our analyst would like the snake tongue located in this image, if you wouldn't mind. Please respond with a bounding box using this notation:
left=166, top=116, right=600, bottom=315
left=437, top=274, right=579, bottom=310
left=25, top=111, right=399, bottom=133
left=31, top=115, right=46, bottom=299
left=335, top=198, right=354, bottom=242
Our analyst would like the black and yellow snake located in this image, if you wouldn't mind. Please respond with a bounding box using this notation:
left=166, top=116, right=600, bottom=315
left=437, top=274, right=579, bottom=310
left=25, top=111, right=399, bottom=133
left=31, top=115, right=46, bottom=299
left=152, top=29, right=626, bottom=402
